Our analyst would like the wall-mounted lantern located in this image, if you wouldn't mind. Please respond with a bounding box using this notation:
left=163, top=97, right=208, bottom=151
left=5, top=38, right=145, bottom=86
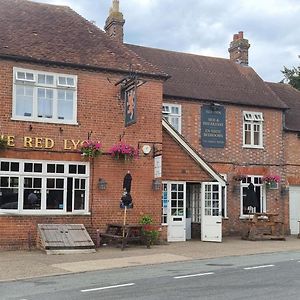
left=152, top=178, right=161, bottom=191
left=98, top=178, right=107, bottom=190
left=280, top=184, right=289, bottom=196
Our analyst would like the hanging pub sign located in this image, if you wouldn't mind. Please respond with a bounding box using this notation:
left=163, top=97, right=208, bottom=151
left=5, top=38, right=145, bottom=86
left=201, top=104, right=226, bottom=148
left=115, top=72, right=146, bottom=128
left=124, top=83, right=137, bottom=127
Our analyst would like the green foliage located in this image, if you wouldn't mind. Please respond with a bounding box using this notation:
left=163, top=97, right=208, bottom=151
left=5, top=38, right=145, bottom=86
left=281, top=64, right=300, bottom=91
left=139, top=214, right=153, bottom=225
left=143, top=229, right=160, bottom=245
left=0, top=137, right=8, bottom=150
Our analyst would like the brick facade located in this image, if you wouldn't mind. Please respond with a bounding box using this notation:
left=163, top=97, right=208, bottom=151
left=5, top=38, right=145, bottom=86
left=0, top=59, right=164, bottom=249
left=164, top=98, right=286, bottom=235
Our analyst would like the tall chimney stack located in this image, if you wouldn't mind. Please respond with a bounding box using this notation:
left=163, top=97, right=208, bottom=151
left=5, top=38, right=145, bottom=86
left=228, top=31, right=250, bottom=66
left=104, top=0, right=125, bottom=43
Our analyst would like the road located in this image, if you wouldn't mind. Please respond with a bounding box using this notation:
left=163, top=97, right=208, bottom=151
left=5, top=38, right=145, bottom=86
left=1, top=251, right=300, bottom=299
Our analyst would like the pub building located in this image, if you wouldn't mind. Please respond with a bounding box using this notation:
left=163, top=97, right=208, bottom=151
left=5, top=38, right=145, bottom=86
left=0, top=0, right=300, bottom=250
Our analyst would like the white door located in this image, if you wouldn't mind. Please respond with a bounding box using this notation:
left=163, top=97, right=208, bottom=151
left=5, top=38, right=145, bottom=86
left=167, top=182, right=186, bottom=242
left=289, top=186, right=300, bottom=234
left=201, top=182, right=222, bottom=242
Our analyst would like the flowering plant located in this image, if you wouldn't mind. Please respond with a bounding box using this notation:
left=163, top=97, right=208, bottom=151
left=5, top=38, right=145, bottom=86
left=109, top=141, right=138, bottom=161
left=233, top=174, right=247, bottom=181
left=80, top=140, right=102, bottom=158
left=0, top=137, right=8, bottom=150
left=262, top=175, right=280, bottom=184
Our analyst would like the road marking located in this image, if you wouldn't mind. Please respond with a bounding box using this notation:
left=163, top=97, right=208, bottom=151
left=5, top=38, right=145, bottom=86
left=244, top=264, right=275, bottom=270
left=174, top=272, right=214, bottom=279
left=81, top=283, right=135, bottom=293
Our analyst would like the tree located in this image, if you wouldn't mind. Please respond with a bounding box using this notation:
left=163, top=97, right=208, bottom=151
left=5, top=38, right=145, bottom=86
left=281, top=58, right=300, bottom=91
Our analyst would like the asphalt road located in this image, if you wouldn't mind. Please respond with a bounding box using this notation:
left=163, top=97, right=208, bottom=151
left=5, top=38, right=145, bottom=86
left=1, top=251, right=300, bottom=300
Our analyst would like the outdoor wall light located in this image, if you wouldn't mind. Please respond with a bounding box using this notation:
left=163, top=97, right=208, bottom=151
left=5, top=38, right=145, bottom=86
left=152, top=178, right=161, bottom=191
left=280, top=184, right=289, bottom=196
left=98, top=178, right=107, bottom=190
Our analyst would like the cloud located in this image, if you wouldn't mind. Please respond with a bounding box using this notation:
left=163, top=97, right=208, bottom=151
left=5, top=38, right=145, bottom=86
left=32, top=0, right=300, bottom=81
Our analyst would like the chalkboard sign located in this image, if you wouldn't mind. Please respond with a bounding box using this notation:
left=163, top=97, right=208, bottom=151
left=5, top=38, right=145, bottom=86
left=201, top=104, right=226, bottom=148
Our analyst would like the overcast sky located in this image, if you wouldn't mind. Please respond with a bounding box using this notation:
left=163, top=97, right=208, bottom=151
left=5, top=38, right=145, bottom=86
left=33, top=0, right=299, bottom=82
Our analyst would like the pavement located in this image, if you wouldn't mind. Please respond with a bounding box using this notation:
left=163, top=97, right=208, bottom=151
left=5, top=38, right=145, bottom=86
left=1, top=235, right=300, bottom=282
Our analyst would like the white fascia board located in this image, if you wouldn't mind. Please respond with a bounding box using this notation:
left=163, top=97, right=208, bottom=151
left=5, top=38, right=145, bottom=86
left=162, top=119, right=226, bottom=186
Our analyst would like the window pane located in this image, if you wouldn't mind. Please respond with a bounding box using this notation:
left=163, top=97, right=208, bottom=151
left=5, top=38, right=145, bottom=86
left=58, top=90, right=74, bottom=120
left=47, top=190, right=63, bottom=210
left=78, top=165, right=86, bottom=174
left=1, top=162, right=9, bottom=171
left=23, top=190, right=41, bottom=210
left=69, top=165, right=76, bottom=174
left=37, top=88, right=53, bottom=118
left=34, top=164, right=42, bottom=173
left=0, top=187, right=18, bottom=209
left=16, top=85, right=33, bottom=117
left=47, top=164, right=55, bottom=173
left=56, top=164, right=64, bottom=173
left=24, top=163, right=33, bottom=172
left=74, top=191, right=85, bottom=210
left=11, top=162, right=19, bottom=172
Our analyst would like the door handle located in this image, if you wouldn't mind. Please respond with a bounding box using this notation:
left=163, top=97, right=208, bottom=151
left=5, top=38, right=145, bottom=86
left=216, top=221, right=222, bottom=224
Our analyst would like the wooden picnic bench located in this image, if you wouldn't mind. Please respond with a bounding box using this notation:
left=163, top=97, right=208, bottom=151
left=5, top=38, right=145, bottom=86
left=242, top=212, right=285, bottom=241
left=100, top=223, right=150, bottom=250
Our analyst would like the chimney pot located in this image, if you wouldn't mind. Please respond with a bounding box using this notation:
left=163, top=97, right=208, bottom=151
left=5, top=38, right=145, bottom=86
left=228, top=31, right=250, bottom=66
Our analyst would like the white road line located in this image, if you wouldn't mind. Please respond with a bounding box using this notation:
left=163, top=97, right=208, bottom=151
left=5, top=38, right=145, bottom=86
left=174, top=272, right=214, bottom=279
left=244, top=264, right=275, bottom=270
left=81, top=283, right=135, bottom=293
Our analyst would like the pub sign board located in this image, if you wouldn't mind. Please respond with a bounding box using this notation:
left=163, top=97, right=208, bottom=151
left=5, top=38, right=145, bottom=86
left=124, top=83, right=137, bottom=127
left=201, top=104, right=226, bottom=148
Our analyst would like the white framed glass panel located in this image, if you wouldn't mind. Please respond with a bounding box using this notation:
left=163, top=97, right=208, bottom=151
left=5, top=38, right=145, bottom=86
left=13, top=67, right=77, bottom=124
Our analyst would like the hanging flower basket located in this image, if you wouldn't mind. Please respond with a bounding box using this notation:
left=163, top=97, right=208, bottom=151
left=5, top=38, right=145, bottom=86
left=109, top=142, right=138, bottom=161
left=0, top=137, right=8, bottom=151
left=80, top=140, right=102, bottom=158
left=262, top=175, right=280, bottom=189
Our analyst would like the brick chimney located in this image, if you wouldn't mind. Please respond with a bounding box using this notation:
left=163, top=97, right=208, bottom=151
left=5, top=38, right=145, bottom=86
left=104, top=0, right=125, bottom=43
left=228, top=31, right=250, bottom=66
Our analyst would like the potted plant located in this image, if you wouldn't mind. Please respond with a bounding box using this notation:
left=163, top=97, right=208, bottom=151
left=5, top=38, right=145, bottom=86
left=139, top=214, right=160, bottom=245
left=0, top=137, right=8, bottom=151
left=80, top=140, right=102, bottom=158
left=109, top=141, right=138, bottom=161
left=262, top=175, right=280, bottom=189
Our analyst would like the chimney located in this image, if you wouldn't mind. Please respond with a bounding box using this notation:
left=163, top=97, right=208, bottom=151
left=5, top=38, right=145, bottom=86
left=104, top=0, right=125, bottom=43
left=228, top=31, right=250, bottom=66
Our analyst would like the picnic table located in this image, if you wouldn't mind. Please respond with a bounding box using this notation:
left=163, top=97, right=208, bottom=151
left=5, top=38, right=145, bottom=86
left=100, top=223, right=150, bottom=250
left=242, top=212, right=285, bottom=241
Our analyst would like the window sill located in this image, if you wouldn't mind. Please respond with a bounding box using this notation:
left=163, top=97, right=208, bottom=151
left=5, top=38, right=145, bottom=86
left=242, top=145, right=264, bottom=150
left=11, top=117, right=78, bottom=126
left=0, top=211, right=91, bottom=216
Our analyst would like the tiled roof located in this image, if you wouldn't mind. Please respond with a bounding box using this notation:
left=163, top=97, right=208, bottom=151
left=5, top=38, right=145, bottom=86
left=127, top=44, right=287, bottom=109
left=0, top=0, right=167, bottom=78
left=267, top=82, right=300, bottom=131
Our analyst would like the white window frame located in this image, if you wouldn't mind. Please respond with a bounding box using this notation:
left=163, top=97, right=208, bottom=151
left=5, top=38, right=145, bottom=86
left=240, top=175, right=265, bottom=218
left=220, top=174, right=227, bottom=218
left=243, top=111, right=263, bottom=148
left=162, top=103, right=182, bottom=133
left=0, top=159, right=89, bottom=215
left=12, top=67, right=78, bottom=125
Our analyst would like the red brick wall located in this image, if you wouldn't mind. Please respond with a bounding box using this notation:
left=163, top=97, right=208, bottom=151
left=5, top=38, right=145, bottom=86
left=0, top=59, right=164, bottom=249
left=164, top=98, right=286, bottom=234
left=162, top=129, right=213, bottom=181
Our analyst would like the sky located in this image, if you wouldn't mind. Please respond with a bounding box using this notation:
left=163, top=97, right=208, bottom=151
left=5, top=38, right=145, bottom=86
left=33, top=0, right=300, bottom=82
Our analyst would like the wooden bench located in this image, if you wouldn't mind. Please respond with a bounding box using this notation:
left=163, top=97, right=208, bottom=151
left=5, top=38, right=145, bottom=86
left=100, top=223, right=150, bottom=250
left=242, top=213, right=285, bottom=241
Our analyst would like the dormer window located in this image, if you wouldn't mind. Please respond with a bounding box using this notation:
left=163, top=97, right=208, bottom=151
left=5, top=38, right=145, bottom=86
left=162, top=103, right=181, bottom=133
left=13, top=68, right=77, bottom=124
left=243, top=111, right=263, bottom=148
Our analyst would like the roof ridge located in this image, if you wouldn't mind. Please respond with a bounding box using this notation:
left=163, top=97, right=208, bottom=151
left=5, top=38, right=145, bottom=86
left=127, top=43, right=231, bottom=62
